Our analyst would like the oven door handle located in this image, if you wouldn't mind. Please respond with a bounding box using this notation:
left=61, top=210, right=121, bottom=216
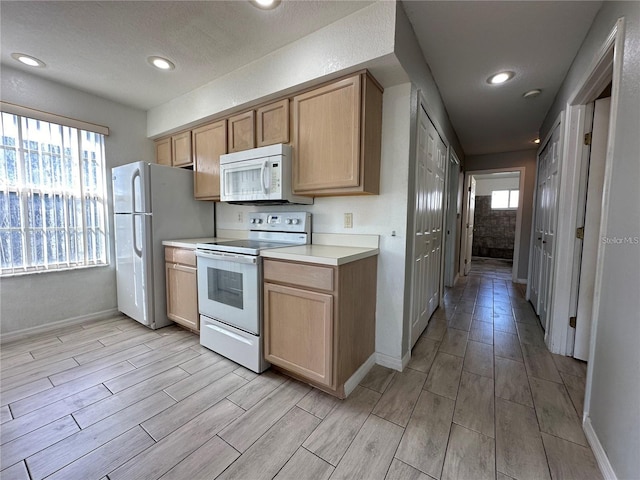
left=196, top=250, right=259, bottom=265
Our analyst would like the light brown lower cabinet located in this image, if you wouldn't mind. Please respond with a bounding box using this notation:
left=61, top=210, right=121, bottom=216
left=165, top=247, right=199, bottom=332
left=263, top=255, right=377, bottom=398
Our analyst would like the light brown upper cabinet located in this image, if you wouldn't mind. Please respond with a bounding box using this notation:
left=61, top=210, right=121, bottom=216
left=155, top=137, right=172, bottom=166
left=228, top=110, right=256, bottom=153
left=171, top=131, right=192, bottom=167
left=292, top=73, right=382, bottom=196
left=257, top=99, right=290, bottom=147
left=192, top=120, right=227, bottom=200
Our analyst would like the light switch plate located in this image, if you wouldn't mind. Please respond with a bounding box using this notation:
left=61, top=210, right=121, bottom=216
left=344, top=213, right=353, bottom=228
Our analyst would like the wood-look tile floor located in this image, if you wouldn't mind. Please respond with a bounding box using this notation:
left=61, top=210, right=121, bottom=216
left=1, top=272, right=601, bottom=479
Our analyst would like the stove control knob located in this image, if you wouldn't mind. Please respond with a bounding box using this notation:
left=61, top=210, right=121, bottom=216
left=291, top=219, right=299, bottom=225
left=250, top=218, right=256, bottom=224
left=257, top=219, right=263, bottom=224
left=285, top=218, right=292, bottom=225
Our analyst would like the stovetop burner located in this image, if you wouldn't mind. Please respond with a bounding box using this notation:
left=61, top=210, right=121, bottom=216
left=197, top=212, right=311, bottom=256
left=197, top=239, right=297, bottom=256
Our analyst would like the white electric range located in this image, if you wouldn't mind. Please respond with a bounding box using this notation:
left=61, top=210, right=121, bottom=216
left=195, top=212, right=311, bottom=372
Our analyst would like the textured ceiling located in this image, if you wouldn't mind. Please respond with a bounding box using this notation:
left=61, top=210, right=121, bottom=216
left=1, top=1, right=603, bottom=156
left=0, top=1, right=373, bottom=110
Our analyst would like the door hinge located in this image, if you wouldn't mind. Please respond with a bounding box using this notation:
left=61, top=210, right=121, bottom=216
left=576, top=227, right=585, bottom=239
left=569, top=316, right=577, bottom=328
left=584, top=132, right=592, bottom=146
left=468, top=186, right=472, bottom=192
left=464, top=259, right=468, bottom=264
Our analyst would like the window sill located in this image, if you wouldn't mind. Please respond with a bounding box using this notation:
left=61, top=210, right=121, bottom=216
left=1, top=262, right=110, bottom=278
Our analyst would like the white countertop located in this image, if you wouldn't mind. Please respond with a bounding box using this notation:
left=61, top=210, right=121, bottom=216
left=162, top=237, right=227, bottom=249
left=260, top=244, right=379, bottom=266
left=163, top=233, right=380, bottom=265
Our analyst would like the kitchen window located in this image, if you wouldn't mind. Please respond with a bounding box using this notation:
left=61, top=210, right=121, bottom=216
left=491, top=189, right=519, bottom=210
left=0, top=111, right=108, bottom=276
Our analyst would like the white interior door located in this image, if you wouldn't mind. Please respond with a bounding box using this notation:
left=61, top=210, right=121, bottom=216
left=464, top=177, right=476, bottom=275
left=430, top=129, right=446, bottom=311
left=574, top=97, right=611, bottom=360
left=531, top=125, right=561, bottom=330
left=530, top=148, right=546, bottom=311
left=444, top=154, right=460, bottom=287
left=411, top=104, right=446, bottom=346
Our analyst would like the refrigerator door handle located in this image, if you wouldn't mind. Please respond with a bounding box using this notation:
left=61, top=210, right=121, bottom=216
left=131, top=168, right=141, bottom=213
left=132, top=214, right=143, bottom=258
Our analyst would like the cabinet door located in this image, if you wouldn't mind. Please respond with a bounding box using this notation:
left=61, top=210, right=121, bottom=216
left=193, top=120, right=227, bottom=200
left=228, top=110, right=255, bottom=153
left=257, top=99, right=289, bottom=147
left=155, top=137, right=171, bottom=166
left=172, top=131, right=192, bottom=167
left=166, top=262, right=199, bottom=331
left=292, top=75, right=361, bottom=193
left=264, top=283, right=333, bottom=387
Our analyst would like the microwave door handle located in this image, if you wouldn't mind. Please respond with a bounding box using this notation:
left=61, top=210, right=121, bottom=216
left=261, top=160, right=269, bottom=194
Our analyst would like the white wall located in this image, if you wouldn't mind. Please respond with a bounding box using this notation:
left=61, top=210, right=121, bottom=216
left=474, top=175, right=520, bottom=196
left=216, top=83, right=412, bottom=362
left=539, top=3, right=640, bottom=478
left=464, top=150, right=537, bottom=281
left=392, top=2, right=466, bottom=359
left=146, top=1, right=400, bottom=138
left=0, top=65, right=153, bottom=335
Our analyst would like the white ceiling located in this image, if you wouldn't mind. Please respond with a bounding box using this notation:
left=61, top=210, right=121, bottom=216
left=0, top=1, right=373, bottom=110
left=402, top=0, right=602, bottom=155
left=1, top=0, right=603, bottom=157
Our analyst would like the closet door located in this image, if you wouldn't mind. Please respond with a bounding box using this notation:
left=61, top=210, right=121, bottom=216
left=410, top=104, right=446, bottom=346
left=531, top=124, right=561, bottom=331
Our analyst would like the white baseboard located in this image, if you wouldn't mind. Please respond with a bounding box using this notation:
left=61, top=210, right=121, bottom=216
left=583, top=415, right=617, bottom=480
left=375, top=350, right=411, bottom=372
left=344, top=353, right=376, bottom=397
left=401, top=350, right=411, bottom=369
left=0, top=308, right=120, bottom=344
left=514, top=278, right=528, bottom=284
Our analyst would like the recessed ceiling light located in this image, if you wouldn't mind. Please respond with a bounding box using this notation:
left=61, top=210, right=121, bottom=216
left=487, top=71, right=515, bottom=85
left=11, top=53, right=45, bottom=68
left=148, top=56, right=175, bottom=71
left=250, top=0, right=281, bottom=9
left=523, top=89, right=542, bottom=98
left=533, top=138, right=541, bottom=144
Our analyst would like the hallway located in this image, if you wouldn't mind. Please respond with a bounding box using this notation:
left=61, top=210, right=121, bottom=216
left=366, top=268, right=601, bottom=478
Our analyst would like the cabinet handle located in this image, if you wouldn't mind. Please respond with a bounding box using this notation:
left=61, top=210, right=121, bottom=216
left=172, top=264, right=196, bottom=273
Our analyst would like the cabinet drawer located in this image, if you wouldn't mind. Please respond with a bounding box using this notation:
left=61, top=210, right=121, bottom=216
left=264, top=260, right=333, bottom=291
left=165, top=247, right=196, bottom=267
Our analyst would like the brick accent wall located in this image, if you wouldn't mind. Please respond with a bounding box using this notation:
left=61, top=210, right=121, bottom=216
left=472, top=195, right=516, bottom=259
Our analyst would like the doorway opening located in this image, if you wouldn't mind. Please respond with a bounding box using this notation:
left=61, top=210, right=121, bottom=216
left=460, top=168, right=525, bottom=284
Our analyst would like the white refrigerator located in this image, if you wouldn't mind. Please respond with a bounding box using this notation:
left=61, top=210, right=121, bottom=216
left=112, top=161, right=214, bottom=329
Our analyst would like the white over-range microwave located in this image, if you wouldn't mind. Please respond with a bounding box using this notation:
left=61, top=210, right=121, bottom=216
left=219, top=143, right=313, bottom=205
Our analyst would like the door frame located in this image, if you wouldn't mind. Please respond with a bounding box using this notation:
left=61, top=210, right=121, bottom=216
left=544, top=19, right=623, bottom=362
left=459, top=167, right=526, bottom=282
left=572, top=97, right=610, bottom=361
